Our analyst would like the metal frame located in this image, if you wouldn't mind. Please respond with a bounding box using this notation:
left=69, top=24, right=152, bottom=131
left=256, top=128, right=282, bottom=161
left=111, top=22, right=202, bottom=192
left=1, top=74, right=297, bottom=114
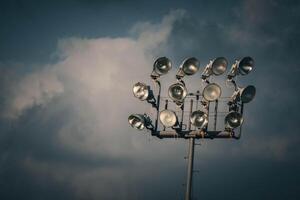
left=147, top=80, right=243, bottom=200
left=130, top=56, right=254, bottom=200
left=150, top=91, right=242, bottom=140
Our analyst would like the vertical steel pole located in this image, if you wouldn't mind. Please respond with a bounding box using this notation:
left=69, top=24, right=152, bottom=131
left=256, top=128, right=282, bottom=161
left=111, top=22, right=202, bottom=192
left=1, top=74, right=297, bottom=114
left=154, top=80, right=161, bottom=133
left=180, top=102, right=185, bottom=130
left=185, top=99, right=194, bottom=200
left=213, top=100, right=218, bottom=131
left=163, top=99, right=168, bottom=131
left=185, top=138, right=195, bottom=200
left=237, top=102, right=244, bottom=139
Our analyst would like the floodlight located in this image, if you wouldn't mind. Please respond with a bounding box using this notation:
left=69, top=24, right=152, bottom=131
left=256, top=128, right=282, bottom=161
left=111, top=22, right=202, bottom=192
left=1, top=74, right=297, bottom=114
left=238, top=56, right=254, bottom=75
left=240, top=85, right=256, bottom=103
left=159, top=109, right=178, bottom=127
left=190, top=110, right=208, bottom=129
left=153, top=57, right=172, bottom=75
left=228, top=56, right=254, bottom=78
left=211, top=57, right=228, bottom=75
left=232, top=85, right=256, bottom=103
left=128, top=114, right=146, bottom=130
left=202, top=83, right=222, bottom=102
left=225, top=111, right=243, bottom=129
left=176, top=57, right=200, bottom=79
left=133, top=82, right=149, bottom=101
left=181, top=57, right=200, bottom=76
left=168, top=82, right=188, bottom=103
left=202, top=57, right=227, bottom=79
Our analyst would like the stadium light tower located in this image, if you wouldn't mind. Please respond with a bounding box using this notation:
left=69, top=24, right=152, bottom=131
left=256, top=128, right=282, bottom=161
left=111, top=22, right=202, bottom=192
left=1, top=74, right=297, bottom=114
left=128, top=56, right=256, bottom=200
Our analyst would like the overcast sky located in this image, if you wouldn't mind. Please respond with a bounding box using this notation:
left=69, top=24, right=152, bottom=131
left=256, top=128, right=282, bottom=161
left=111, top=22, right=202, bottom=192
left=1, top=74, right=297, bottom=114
left=0, top=0, right=300, bottom=200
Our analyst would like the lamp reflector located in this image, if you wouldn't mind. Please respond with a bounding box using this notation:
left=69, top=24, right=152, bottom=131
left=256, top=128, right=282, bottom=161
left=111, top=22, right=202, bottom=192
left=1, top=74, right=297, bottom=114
left=211, top=57, right=228, bottom=75
left=153, top=57, right=172, bottom=75
left=190, top=110, right=208, bottom=129
left=128, top=114, right=145, bottom=130
left=133, top=82, right=149, bottom=101
left=168, top=82, right=187, bottom=102
left=203, top=83, right=222, bottom=102
left=225, top=111, right=243, bottom=128
left=182, top=57, right=200, bottom=76
left=240, top=85, right=256, bottom=103
left=159, top=109, right=177, bottom=127
left=238, top=56, right=254, bottom=75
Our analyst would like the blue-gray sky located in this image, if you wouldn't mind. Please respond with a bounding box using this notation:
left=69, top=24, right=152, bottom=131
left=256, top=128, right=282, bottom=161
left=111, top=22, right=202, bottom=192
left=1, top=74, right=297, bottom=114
left=0, top=0, right=300, bottom=200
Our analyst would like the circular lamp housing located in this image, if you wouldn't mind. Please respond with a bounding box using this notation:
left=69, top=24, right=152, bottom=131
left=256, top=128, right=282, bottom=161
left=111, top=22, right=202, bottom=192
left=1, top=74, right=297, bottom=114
left=225, top=111, right=243, bottom=129
left=153, top=57, right=172, bottom=75
left=182, top=57, right=200, bottom=76
left=240, top=85, right=256, bottom=103
left=159, top=109, right=177, bottom=127
left=168, top=82, right=187, bottom=103
left=203, top=83, right=222, bottom=102
left=238, top=56, right=254, bottom=75
left=190, top=110, right=208, bottom=129
left=128, top=114, right=145, bottom=130
left=211, top=57, right=228, bottom=75
left=133, top=82, right=149, bottom=101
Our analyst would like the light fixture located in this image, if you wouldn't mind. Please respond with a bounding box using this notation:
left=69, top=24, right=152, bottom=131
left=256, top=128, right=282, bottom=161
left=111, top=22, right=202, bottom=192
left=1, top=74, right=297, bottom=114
left=238, top=56, right=254, bottom=75
left=225, top=111, right=243, bottom=129
left=128, top=114, right=146, bottom=130
left=159, top=109, right=178, bottom=127
left=239, top=85, right=256, bottom=103
left=202, top=83, right=222, bottom=102
left=202, top=57, right=228, bottom=79
left=176, top=57, right=200, bottom=79
left=190, top=110, right=208, bottom=129
left=232, top=85, right=256, bottom=103
left=153, top=57, right=172, bottom=76
left=133, top=82, right=150, bottom=101
left=168, top=82, right=188, bottom=104
left=228, top=56, right=254, bottom=79
left=128, top=114, right=153, bottom=131
left=132, top=82, right=156, bottom=106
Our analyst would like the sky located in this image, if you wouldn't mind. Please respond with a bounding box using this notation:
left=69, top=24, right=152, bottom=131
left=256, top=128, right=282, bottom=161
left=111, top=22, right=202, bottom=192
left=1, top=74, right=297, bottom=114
left=0, top=0, right=300, bottom=199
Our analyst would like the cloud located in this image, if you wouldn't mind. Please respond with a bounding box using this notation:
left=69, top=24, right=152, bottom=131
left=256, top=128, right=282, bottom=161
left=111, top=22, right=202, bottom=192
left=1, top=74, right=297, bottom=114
left=1, top=3, right=300, bottom=199
left=2, top=9, right=186, bottom=120
left=1, top=68, right=63, bottom=119
left=0, top=10, right=188, bottom=200
left=131, top=9, right=185, bottom=52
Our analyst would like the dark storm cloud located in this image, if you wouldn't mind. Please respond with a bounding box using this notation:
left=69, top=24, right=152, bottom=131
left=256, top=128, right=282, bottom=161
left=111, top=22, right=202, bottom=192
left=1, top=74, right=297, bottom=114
left=0, top=0, right=300, bottom=200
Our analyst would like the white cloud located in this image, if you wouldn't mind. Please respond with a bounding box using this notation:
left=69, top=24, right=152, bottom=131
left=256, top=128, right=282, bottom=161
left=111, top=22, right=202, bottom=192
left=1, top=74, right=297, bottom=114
left=1, top=7, right=297, bottom=200
left=2, top=68, right=63, bottom=119
left=1, top=10, right=188, bottom=199
left=2, top=9, right=186, bottom=121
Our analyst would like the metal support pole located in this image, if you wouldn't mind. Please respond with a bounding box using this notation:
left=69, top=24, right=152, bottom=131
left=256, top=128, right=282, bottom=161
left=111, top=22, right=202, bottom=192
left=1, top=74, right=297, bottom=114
left=185, top=137, right=195, bottom=200
left=213, top=100, right=218, bottom=131
left=237, top=102, right=244, bottom=139
left=154, top=81, right=161, bottom=133
left=180, top=102, right=185, bottom=130
left=188, top=99, right=193, bottom=131
left=163, top=99, right=168, bottom=131
left=185, top=99, right=194, bottom=200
